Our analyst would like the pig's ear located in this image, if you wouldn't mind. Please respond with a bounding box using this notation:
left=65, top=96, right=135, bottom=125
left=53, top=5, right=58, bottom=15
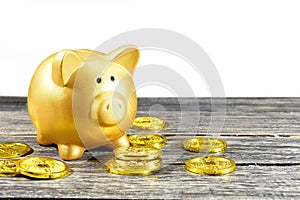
left=109, top=45, right=139, bottom=74
left=52, top=50, right=83, bottom=87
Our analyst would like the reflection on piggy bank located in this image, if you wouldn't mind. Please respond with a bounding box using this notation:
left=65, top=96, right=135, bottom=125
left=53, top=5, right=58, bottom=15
left=28, top=45, right=139, bottom=160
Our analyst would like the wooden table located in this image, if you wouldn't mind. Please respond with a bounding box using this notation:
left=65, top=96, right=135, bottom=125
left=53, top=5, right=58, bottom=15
left=0, top=97, right=299, bottom=198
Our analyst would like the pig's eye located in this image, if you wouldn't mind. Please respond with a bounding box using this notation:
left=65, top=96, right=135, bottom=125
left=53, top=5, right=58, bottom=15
left=96, top=77, right=101, bottom=84
left=110, top=76, right=115, bottom=82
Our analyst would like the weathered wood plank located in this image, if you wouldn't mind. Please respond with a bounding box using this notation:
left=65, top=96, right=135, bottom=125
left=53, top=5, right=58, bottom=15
left=1, top=97, right=300, bottom=198
left=1, top=163, right=299, bottom=198
left=3, top=96, right=300, bottom=111
left=1, top=135, right=299, bottom=165
left=2, top=98, right=300, bottom=136
left=137, top=97, right=300, bottom=109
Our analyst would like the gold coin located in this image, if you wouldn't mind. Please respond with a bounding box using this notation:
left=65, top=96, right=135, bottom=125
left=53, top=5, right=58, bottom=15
left=0, top=160, right=20, bottom=177
left=132, top=116, right=166, bottom=130
left=128, top=134, right=167, bottom=148
left=185, top=156, right=236, bottom=175
left=106, top=158, right=162, bottom=175
left=183, top=138, right=227, bottom=153
left=114, top=158, right=162, bottom=168
left=114, top=146, right=161, bottom=161
left=18, top=157, right=69, bottom=179
left=0, top=142, right=31, bottom=159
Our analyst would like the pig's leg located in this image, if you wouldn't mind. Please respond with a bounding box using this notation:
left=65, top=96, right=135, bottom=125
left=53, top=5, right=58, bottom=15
left=36, top=133, right=52, bottom=145
left=57, top=144, right=85, bottom=160
left=105, top=133, right=130, bottom=149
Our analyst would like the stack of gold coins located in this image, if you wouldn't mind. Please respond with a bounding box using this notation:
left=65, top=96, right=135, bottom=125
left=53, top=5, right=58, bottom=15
left=183, top=138, right=236, bottom=175
left=0, top=142, right=69, bottom=179
left=128, top=134, right=167, bottom=149
left=131, top=116, right=166, bottom=131
left=106, top=146, right=162, bottom=175
left=17, top=156, right=69, bottom=179
left=0, top=142, right=31, bottom=177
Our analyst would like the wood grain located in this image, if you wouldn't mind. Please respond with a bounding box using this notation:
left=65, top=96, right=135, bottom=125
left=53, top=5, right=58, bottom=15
left=0, top=97, right=300, bottom=198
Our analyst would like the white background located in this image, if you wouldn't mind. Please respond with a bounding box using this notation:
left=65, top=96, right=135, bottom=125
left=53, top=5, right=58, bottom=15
left=1, top=0, right=300, bottom=97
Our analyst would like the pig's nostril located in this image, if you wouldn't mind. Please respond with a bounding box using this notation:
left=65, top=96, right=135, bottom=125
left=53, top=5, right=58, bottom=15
left=106, top=104, right=110, bottom=110
left=118, top=104, right=122, bottom=109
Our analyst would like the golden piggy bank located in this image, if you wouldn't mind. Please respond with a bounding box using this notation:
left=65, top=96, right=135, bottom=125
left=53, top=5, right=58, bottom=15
left=28, top=45, right=139, bottom=160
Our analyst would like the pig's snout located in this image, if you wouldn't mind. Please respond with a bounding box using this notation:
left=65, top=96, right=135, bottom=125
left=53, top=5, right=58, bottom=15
left=100, top=98, right=125, bottom=124
left=93, top=92, right=127, bottom=126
